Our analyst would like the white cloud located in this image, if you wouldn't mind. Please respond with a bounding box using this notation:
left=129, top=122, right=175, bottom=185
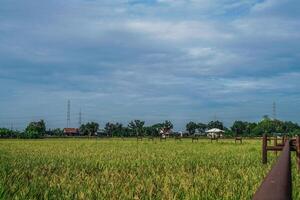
left=125, top=20, right=233, bottom=42
left=1, top=0, right=300, bottom=128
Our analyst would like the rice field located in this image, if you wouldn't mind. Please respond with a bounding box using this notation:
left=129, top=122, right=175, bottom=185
left=0, top=138, right=299, bottom=200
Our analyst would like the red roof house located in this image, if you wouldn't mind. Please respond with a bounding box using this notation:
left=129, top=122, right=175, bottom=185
left=63, top=128, right=79, bottom=136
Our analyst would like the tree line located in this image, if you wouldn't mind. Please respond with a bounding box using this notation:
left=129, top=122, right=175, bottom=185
left=186, top=116, right=300, bottom=137
left=0, top=116, right=299, bottom=139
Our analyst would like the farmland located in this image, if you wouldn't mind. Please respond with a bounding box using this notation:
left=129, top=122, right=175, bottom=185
left=0, top=138, right=299, bottom=199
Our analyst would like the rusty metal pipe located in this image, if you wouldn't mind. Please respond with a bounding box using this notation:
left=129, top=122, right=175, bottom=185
left=253, top=140, right=291, bottom=200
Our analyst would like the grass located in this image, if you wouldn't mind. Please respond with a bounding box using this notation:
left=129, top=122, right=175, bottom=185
left=0, top=138, right=299, bottom=200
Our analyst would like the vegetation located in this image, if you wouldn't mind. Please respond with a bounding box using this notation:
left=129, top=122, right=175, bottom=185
left=230, top=118, right=300, bottom=137
left=185, top=118, right=300, bottom=137
left=186, top=121, right=198, bottom=134
left=207, top=120, right=224, bottom=130
left=47, top=128, right=64, bottom=136
left=1, top=116, right=300, bottom=138
left=23, top=120, right=46, bottom=139
left=0, top=139, right=299, bottom=199
left=1, top=117, right=300, bottom=198
left=0, top=128, right=18, bottom=138
left=104, top=122, right=125, bottom=137
left=128, top=120, right=145, bottom=137
left=79, top=122, right=99, bottom=136
left=186, top=122, right=207, bottom=135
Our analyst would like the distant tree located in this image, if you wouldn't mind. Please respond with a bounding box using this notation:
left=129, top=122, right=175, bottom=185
left=151, top=123, right=165, bottom=136
left=252, top=118, right=284, bottom=136
left=273, top=119, right=285, bottom=133
left=144, top=126, right=157, bottom=137
left=47, top=128, right=64, bottom=136
left=104, top=122, right=126, bottom=137
left=25, top=120, right=46, bottom=138
left=283, top=121, right=300, bottom=133
left=113, top=123, right=124, bottom=137
left=231, top=121, right=247, bottom=136
left=207, top=121, right=224, bottom=130
left=0, top=128, right=14, bottom=138
left=104, top=122, right=114, bottom=137
left=186, top=122, right=198, bottom=135
left=163, top=120, right=173, bottom=132
left=152, top=123, right=164, bottom=130
left=80, top=122, right=99, bottom=136
left=197, top=123, right=207, bottom=133
left=245, top=122, right=257, bottom=136
left=128, top=120, right=145, bottom=137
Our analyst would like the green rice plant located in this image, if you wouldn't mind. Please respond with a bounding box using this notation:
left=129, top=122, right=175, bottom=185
left=0, top=139, right=298, bottom=200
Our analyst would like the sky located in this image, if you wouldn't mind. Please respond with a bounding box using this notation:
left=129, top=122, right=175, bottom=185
left=0, top=0, right=300, bottom=131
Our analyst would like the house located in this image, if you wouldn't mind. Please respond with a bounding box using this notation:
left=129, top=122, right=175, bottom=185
left=160, top=128, right=172, bottom=137
left=205, top=128, right=224, bottom=138
left=63, top=128, right=79, bottom=136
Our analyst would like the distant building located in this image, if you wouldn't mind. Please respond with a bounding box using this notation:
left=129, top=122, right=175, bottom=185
left=96, top=129, right=106, bottom=137
left=63, top=128, right=79, bottom=136
left=194, top=129, right=206, bottom=136
left=160, top=128, right=172, bottom=136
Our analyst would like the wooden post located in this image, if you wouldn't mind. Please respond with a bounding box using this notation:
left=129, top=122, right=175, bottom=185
left=262, top=134, right=267, bottom=164
left=296, top=136, right=300, bottom=171
left=274, top=136, right=278, bottom=156
left=284, top=135, right=288, bottom=143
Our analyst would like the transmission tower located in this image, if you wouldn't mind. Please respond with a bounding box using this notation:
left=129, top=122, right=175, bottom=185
left=67, top=100, right=71, bottom=128
left=78, top=109, right=82, bottom=127
left=273, top=101, right=277, bottom=120
left=213, top=113, right=217, bottom=121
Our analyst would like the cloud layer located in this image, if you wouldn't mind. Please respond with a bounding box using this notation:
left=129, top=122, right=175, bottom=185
left=0, top=0, right=299, bottom=130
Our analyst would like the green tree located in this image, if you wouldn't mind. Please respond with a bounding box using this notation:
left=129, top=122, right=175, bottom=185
left=128, top=120, right=145, bottom=137
left=105, top=122, right=126, bottom=137
left=197, top=123, right=207, bottom=133
left=25, top=120, right=46, bottom=138
left=151, top=123, right=165, bottom=136
left=231, top=121, right=247, bottom=136
left=144, top=126, right=157, bottom=137
left=245, top=122, right=257, bottom=136
left=283, top=121, right=300, bottom=133
left=80, top=122, right=99, bottom=136
left=207, top=121, right=224, bottom=130
left=252, top=117, right=277, bottom=136
left=163, top=120, right=173, bottom=132
left=0, top=128, right=14, bottom=138
left=47, top=128, right=64, bottom=136
left=186, top=121, right=198, bottom=135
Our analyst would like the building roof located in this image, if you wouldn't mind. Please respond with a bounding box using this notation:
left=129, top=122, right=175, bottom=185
left=205, top=128, right=224, bottom=133
left=63, top=128, right=79, bottom=133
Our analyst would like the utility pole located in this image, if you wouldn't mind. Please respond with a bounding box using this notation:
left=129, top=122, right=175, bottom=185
left=67, top=100, right=71, bottom=128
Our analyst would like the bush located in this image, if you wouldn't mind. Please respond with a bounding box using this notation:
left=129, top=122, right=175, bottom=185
left=0, top=128, right=13, bottom=138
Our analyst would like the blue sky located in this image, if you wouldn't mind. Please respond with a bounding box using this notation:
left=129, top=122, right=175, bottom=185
left=0, top=0, right=300, bottom=130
